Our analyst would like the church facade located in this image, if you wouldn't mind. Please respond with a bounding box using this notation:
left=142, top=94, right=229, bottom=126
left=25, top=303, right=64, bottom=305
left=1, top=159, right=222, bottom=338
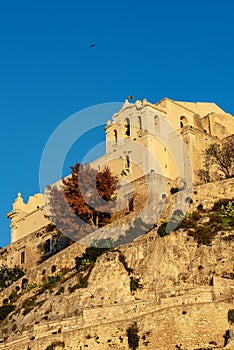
left=7, top=97, right=234, bottom=244
left=92, top=97, right=234, bottom=183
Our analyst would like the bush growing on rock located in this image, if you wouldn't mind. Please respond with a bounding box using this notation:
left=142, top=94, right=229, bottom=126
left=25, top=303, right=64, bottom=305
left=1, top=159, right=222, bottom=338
left=127, top=322, right=140, bottom=350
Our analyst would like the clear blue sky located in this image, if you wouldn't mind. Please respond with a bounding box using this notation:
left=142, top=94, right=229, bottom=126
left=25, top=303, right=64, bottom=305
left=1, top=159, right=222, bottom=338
left=0, top=0, right=234, bottom=247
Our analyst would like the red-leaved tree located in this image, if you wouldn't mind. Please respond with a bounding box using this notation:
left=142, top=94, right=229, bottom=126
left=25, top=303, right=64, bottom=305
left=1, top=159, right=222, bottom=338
left=46, top=163, right=118, bottom=241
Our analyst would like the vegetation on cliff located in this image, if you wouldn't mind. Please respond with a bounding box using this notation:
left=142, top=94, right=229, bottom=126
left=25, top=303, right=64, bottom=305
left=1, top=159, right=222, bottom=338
left=197, top=140, right=234, bottom=182
left=0, top=265, right=24, bottom=291
left=157, top=198, right=234, bottom=245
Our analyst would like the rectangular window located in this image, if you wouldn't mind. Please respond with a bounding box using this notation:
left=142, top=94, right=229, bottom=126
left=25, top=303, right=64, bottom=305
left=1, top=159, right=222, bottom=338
left=21, top=251, right=25, bottom=264
left=128, top=197, right=134, bottom=212
left=45, top=239, right=51, bottom=254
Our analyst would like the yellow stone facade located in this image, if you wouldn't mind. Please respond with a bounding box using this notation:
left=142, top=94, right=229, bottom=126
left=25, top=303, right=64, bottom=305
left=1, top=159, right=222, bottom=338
left=92, top=97, right=234, bottom=183
left=7, top=97, right=234, bottom=243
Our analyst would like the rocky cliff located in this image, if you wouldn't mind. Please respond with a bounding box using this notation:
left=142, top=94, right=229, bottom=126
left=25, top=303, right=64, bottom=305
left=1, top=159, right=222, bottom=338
left=0, top=185, right=233, bottom=350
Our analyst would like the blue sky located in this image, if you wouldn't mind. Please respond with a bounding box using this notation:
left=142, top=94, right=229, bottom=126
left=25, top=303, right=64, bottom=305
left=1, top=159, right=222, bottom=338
left=0, top=0, right=234, bottom=247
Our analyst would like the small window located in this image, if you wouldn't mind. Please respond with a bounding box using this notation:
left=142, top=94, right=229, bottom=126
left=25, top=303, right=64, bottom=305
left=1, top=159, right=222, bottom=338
left=21, top=251, right=25, bottom=264
left=138, top=116, right=142, bottom=130
left=128, top=197, right=134, bottom=212
left=180, top=116, right=188, bottom=128
left=114, top=130, right=118, bottom=143
left=45, top=239, right=51, bottom=254
left=126, top=155, right=130, bottom=169
left=125, top=118, right=130, bottom=136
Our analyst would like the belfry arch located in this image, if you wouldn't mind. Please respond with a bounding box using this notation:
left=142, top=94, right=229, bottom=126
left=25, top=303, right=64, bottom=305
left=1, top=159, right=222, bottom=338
left=180, top=116, right=188, bottom=128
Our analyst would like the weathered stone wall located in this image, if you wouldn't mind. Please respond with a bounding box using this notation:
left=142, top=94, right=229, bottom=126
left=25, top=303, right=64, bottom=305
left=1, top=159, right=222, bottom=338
left=160, top=177, right=234, bottom=221
left=0, top=227, right=53, bottom=271
left=0, top=241, right=85, bottom=305
left=181, top=125, right=221, bottom=183
left=1, top=179, right=234, bottom=349
left=0, top=300, right=233, bottom=349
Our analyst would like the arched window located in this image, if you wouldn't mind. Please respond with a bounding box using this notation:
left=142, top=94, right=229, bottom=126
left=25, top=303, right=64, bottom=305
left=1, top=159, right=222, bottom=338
left=138, top=116, right=142, bottom=130
left=180, top=116, right=188, bottom=128
left=125, top=118, right=130, bottom=136
left=114, top=129, right=117, bottom=143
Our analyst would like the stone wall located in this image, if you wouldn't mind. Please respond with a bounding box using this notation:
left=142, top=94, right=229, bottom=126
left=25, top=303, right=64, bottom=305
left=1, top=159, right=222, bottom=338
left=0, top=227, right=53, bottom=271
left=1, top=178, right=234, bottom=349
left=0, top=241, right=85, bottom=305
left=0, top=299, right=233, bottom=349
left=160, top=177, right=234, bottom=222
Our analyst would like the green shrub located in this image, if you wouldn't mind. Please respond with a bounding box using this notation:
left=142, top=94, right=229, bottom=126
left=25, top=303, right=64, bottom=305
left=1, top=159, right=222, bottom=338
left=130, top=277, right=142, bottom=293
left=21, top=278, right=28, bottom=289
left=0, top=265, right=24, bottom=291
left=9, top=290, right=19, bottom=303
left=197, top=203, right=203, bottom=211
left=2, top=298, right=8, bottom=306
left=22, top=297, right=36, bottom=308
left=75, top=247, right=109, bottom=271
left=21, top=283, right=37, bottom=295
left=0, top=304, right=15, bottom=321
left=36, top=300, right=45, bottom=307
left=228, top=309, right=234, bottom=324
left=210, top=199, right=234, bottom=228
left=38, top=272, right=63, bottom=294
left=179, top=217, right=197, bottom=229
left=212, top=198, right=233, bottom=212
left=119, top=254, right=133, bottom=275
left=90, top=237, right=114, bottom=248
left=114, top=218, right=152, bottom=246
left=190, top=211, right=201, bottom=221
left=22, top=307, right=33, bottom=316
left=157, top=221, right=177, bottom=237
left=68, top=276, right=88, bottom=292
left=188, top=225, right=217, bottom=246
left=127, top=322, right=140, bottom=350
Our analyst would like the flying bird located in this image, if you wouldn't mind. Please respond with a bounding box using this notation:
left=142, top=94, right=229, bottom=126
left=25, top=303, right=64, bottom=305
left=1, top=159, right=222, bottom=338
left=90, top=44, right=96, bottom=48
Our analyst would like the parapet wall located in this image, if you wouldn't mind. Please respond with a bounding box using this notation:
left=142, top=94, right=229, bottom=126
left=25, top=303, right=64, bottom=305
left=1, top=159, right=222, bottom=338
left=6, top=193, right=50, bottom=243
